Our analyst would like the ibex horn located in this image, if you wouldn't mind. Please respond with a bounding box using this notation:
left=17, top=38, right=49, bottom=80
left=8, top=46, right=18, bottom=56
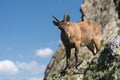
left=52, top=16, right=60, bottom=22
left=63, top=13, right=67, bottom=21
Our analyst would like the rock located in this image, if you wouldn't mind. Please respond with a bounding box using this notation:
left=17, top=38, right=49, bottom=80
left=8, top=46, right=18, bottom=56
left=81, top=0, right=118, bottom=25
left=44, top=0, right=120, bottom=80
left=104, top=36, right=120, bottom=55
left=83, top=36, right=120, bottom=80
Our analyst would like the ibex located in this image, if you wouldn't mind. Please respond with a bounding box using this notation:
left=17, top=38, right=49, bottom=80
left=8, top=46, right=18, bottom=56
left=52, top=14, right=101, bottom=69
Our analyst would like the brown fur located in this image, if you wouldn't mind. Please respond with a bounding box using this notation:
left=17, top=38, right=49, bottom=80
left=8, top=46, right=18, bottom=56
left=53, top=14, right=101, bottom=69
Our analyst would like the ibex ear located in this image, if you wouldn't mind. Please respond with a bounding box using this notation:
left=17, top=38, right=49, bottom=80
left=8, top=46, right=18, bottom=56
left=53, top=20, right=59, bottom=26
left=66, top=15, right=70, bottom=22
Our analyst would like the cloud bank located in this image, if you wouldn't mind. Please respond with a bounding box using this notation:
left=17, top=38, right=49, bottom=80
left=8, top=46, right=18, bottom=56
left=0, top=60, right=18, bottom=75
left=0, top=60, right=46, bottom=75
left=23, top=77, right=43, bottom=80
left=17, top=61, right=46, bottom=74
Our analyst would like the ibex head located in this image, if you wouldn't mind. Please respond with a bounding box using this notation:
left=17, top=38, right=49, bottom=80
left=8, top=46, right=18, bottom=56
left=53, top=14, right=71, bottom=37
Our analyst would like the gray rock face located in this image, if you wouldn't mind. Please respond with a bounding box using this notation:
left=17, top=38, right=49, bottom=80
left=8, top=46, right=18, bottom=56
left=44, top=0, right=120, bottom=80
left=81, top=0, right=118, bottom=25
left=114, top=0, right=120, bottom=19
left=105, top=36, right=120, bottom=55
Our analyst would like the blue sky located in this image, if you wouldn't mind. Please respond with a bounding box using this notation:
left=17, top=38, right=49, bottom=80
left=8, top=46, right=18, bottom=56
left=0, top=0, right=82, bottom=80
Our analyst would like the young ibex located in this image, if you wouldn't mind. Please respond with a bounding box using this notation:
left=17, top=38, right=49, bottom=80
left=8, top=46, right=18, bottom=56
left=53, top=14, right=101, bottom=69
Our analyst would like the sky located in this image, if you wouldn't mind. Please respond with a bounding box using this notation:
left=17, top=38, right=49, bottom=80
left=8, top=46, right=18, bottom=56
left=0, top=0, right=82, bottom=80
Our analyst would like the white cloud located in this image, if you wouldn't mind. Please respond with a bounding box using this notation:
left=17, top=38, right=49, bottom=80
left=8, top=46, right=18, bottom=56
left=3, top=77, right=43, bottom=80
left=0, top=60, right=18, bottom=75
left=16, top=61, right=46, bottom=74
left=35, top=48, right=54, bottom=58
left=8, top=77, right=17, bottom=80
left=24, top=77, right=43, bottom=80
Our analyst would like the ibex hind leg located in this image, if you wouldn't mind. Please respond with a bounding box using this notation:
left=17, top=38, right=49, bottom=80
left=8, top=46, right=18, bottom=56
left=74, top=44, right=81, bottom=69
left=92, top=39, right=101, bottom=53
left=87, top=41, right=96, bottom=55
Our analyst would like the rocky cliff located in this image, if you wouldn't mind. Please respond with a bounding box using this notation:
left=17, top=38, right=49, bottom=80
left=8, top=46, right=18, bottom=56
left=44, top=0, right=120, bottom=80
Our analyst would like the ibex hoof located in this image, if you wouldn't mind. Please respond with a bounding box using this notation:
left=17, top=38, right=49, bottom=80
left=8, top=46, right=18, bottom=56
left=66, top=64, right=72, bottom=69
left=75, top=60, right=83, bottom=69
left=60, top=67, right=68, bottom=76
left=75, top=63, right=79, bottom=69
left=60, top=70, right=67, bottom=76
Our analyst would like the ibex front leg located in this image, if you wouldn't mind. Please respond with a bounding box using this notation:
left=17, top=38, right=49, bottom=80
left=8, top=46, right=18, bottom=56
left=65, top=47, right=71, bottom=69
left=60, top=47, right=71, bottom=76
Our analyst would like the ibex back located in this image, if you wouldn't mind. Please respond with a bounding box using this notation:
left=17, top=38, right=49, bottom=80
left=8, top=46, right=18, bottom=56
left=53, top=14, right=101, bottom=69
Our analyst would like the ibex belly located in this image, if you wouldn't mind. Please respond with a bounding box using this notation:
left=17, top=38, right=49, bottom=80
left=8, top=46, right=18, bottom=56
left=81, top=35, right=93, bottom=46
left=80, top=41, right=91, bottom=46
